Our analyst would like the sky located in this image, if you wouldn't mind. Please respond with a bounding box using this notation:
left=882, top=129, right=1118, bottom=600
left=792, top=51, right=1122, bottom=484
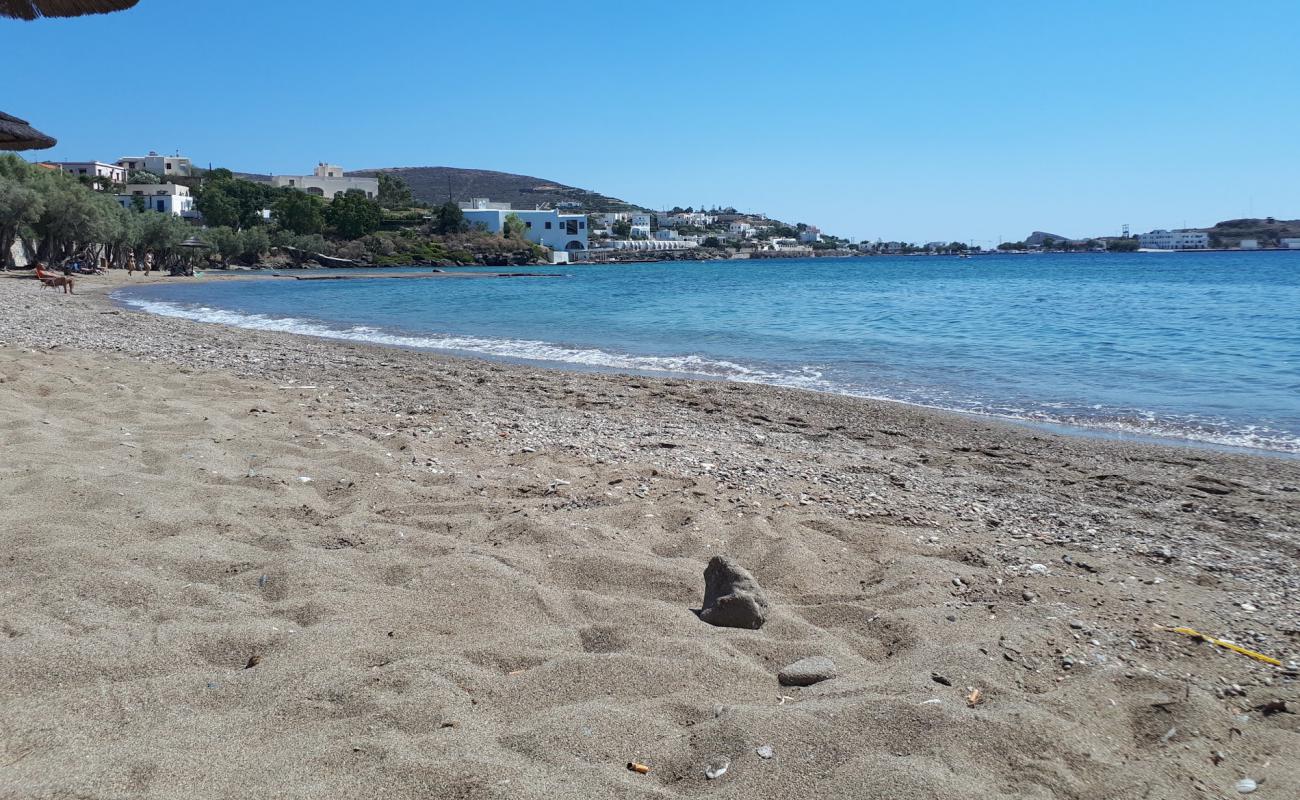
left=4, top=0, right=1297, bottom=244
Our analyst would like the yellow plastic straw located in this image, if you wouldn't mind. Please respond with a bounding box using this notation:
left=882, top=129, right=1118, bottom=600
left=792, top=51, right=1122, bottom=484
left=1157, top=625, right=1283, bottom=667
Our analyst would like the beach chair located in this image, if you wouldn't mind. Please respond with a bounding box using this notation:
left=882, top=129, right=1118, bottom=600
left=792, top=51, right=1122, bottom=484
left=34, top=264, right=74, bottom=294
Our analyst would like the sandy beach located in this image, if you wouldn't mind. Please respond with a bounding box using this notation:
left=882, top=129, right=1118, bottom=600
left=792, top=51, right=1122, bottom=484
left=1, top=270, right=1297, bottom=799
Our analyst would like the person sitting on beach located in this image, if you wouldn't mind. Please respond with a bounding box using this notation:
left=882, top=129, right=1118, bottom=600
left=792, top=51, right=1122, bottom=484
left=34, top=262, right=74, bottom=294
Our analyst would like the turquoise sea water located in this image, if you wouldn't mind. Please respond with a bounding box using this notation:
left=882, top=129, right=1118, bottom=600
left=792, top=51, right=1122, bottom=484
left=115, top=252, right=1300, bottom=454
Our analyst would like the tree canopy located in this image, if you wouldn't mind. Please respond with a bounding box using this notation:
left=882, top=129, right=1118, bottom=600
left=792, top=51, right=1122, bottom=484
left=195, top=175, right=279, bottom=230
left=272, top=190, right=325, bottom=235
left=502, top=212, right=527, bottom=240
left=376, top=172, right=413, bottom=209
left=326, top=190, right=382, bottom=238
left=431, top=201, right=467, bottom=235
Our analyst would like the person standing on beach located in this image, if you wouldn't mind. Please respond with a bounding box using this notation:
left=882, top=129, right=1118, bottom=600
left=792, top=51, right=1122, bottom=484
left=143, top=252, right=153, bottom=276
left=126, top=253, right=136, bottom=277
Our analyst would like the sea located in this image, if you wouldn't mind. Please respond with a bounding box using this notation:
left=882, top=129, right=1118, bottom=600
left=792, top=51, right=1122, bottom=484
left=114, top=251, right=1300, bottom=455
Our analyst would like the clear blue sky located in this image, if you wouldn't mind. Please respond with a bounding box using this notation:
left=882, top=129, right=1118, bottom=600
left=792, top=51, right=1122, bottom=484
left=4, top=0, right=1296, bottom=243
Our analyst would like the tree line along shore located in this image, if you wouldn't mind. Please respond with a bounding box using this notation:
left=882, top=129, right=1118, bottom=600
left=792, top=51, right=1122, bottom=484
left=0, top=155, right=556, bottom=272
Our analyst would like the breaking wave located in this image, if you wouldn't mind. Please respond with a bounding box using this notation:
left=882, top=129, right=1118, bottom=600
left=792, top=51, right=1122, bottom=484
left=117, top=296, right=831, bottom=390
left=117, top=294, right=1300, bottom=456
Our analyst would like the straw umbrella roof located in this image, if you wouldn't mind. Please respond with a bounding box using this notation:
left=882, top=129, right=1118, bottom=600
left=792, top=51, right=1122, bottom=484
left=2, top=2, right=140, bottom=148
left=0, top=111, right=56, bottom=151
left=0, top=0, right=139, bottom=19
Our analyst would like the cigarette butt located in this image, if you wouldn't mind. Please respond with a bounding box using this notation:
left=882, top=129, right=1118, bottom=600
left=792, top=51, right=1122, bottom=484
left=627, top=761, right=650, bottom=774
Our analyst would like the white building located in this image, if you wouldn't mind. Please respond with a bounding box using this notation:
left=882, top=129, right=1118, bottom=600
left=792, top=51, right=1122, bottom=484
left=597, top=239, right=698, bottom=251
left=798, top=225, right=822, bottom=244
left=660, top=212, right=716, bottom=228
left=116, top=183, right=198, bottom=217
left=1138, top=229, right=1210, bottom=250
left=653, top=229, right=679, bottom=241
left=270, top=163, right=379, bottom=200
left=728, top=222, right=754, bottom=239
left=116, top=151, right=192, bottom=177
left=1240, top=239, right=1260, bottom=250
left=1281, top=238, right=1300, bottom=249
left=459, top=198, right=589, bottom=252
left=49, top=161, right=127, bottom=185
left=596, top=211, right=652, bottom=238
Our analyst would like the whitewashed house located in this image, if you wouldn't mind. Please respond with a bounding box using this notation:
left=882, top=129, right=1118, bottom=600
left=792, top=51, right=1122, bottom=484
left=727, top=221, right=754, bottom=240
left=117, top=151, right=192, bottom=177
left=271, top=163, right=379, bottom=200
left=460, top=198, right=589, bottom=252
left=660, top=212, right=716, bottom=228
left=117, top=183, right=198, bottom=218
left=1281, top=238, right=1300, bottom=249
left=49, top=161, right=127, bottom=185
left=798, top=226, right=822, bottom=244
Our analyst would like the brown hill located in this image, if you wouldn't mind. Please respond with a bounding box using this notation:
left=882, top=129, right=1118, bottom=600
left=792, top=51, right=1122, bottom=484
left=348, top=166, right=645, bottom=213
left=1196, top=217, right=1300, bottom=247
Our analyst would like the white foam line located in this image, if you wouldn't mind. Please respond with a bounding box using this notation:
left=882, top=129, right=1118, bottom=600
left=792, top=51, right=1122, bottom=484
left=119, top=297, right=830, bottom=389
left=120, top=295, right=1300, bottom=455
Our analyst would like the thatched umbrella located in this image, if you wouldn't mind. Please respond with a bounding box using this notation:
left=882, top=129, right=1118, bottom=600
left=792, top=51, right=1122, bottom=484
left=0, top=0, right=139, bottom=19
left=0, top=111, right=56, bottom=151
left=2, top=1, right=140, bottom=149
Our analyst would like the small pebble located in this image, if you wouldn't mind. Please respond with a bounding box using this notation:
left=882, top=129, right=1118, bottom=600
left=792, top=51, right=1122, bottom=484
left=1236, top=778, right=1257, bottom=794
left=756, top=745, right=774, bottom=760
left=705, top=758, right=729, bottom=780
left=1029, top=564, right=1049, bottom=575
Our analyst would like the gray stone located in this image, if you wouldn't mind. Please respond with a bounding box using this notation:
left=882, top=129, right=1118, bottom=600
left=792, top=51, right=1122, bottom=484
left=778, top=656, right=837, bottom=686
left=699, top=556, right=769, bottom=629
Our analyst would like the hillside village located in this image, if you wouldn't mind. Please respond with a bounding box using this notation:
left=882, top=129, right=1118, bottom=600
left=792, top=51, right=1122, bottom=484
left=6, top=149, right=1298, bottom=272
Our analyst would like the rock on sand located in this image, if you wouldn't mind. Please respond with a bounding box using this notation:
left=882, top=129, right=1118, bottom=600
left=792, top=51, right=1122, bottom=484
left=778, top=656, right=837, bottom=686
left=698, top=555, right=769, bottom=629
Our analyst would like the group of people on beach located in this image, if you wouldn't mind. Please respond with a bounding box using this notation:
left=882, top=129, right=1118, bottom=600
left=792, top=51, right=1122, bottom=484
left=29, top=250, right=156, bottom=297
left=124, top=252, right=154, bottom=277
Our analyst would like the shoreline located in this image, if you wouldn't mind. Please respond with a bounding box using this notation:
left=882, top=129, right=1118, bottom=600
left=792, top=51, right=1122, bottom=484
left=3, top=270, right=1298, bottom=798
left=107, top=271, right=1299, bottom=459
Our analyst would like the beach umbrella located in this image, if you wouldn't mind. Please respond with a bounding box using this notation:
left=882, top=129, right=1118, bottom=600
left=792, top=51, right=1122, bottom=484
left=2, top=2, right=141, bottom=148
left=0, top=0, right=139, bottom=19
left=0, top=111, right=56, bottom=151
left=179, top=236, right=209, bottom=249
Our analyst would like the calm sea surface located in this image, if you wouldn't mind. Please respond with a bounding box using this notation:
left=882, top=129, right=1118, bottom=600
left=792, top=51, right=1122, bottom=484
left=115, top=252, right=1300, bottom=454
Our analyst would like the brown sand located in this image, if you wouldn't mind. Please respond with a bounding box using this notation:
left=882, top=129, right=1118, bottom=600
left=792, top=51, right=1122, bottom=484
left=1, top=271, right=1297, bottom=799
